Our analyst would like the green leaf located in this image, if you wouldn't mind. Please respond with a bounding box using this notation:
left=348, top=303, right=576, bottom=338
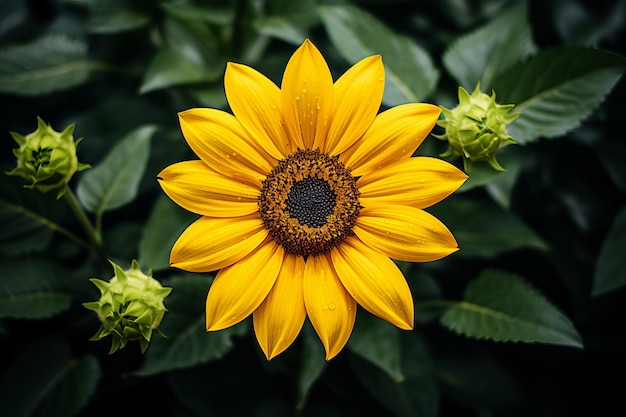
left=350, top=331, right=439, bottom=417
left=135, top=274, right=248, bottom=376
left=140, top=48, right=219, bottom=93
left=76, top=124, right=156, bottom=214
left=319, top=4, right=439, bottom=106
left=0, top=175, right=56, bottom=255
left=347, top=313, right=404, bottom=382
left=443, top=0, right=537, bottom=90
left=139, top=195, right=197, bottom=271
left=254, top=0, right=319, bottom=45
left=161, top=0, right=235, bottom=25
left=592, top=205, right=626, bottom=296
left=430, top=197, right=547, bottom=258
left=493, top=47, right=626, bottom=144
left=0, top=257, right=71, bottom=319
left=83, top=0, right=153, bottom=34
left=0, top=33, right=90, bottom=96
left=296, top=323, right=326, bottom=409
left=140, top=17, right=224, bottom=93
left=441, top=270, right=583, bottom=348
left=0, top=338, right=101, bottom=417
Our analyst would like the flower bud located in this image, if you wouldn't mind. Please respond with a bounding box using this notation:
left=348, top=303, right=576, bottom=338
left=6, top=117, right=90, bottom=198
left=83, top=260, right=172, bottom=354
left=436, top=84, right=520, bottom=172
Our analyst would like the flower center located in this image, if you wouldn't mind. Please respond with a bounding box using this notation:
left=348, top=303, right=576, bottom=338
left=258, top=149, right=360, bottom=257
left=31, top=147, right=53, bottom=169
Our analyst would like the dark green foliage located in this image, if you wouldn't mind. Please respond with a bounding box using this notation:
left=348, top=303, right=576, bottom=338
left=1, top=0, right=625, bottom=416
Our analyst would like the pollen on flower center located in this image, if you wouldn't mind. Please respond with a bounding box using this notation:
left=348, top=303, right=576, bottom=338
left=258, top=149, right=360, bottom=257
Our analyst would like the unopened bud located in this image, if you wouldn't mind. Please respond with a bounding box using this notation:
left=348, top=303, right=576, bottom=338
left=6, top=117, right=90, bottom=197
left=83, top=260, right=172, bottom=354
left=436, top=84, right=520, bottom=172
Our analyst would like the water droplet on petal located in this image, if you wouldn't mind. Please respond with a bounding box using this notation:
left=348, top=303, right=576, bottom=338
left=328, top=303, right=336, bottom=310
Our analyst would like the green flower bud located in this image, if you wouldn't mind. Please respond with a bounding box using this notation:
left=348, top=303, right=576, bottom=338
left=6, top=116, right=90, bottom=198
left=83, top=260, right=172, bottom=354
left=436, top=84, right=520, bottom=172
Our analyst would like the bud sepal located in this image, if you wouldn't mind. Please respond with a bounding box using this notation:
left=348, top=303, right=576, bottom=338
left=83, top=260, right=172, bottom=354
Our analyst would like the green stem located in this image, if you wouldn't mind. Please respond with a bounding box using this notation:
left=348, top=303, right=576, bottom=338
left=64, top=187, right=108, bottom=263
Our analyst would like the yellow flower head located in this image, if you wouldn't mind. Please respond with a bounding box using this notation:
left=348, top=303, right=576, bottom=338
left=158, top=39, right=467, bottom=360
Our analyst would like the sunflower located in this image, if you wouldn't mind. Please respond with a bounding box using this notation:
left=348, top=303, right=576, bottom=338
left=158, top=39, right=467, bottom=360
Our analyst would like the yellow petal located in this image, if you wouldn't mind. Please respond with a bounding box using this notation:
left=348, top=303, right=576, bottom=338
left=325, top=55, right=384, bottom=156
left=331, top=237, right=414, bottom=330
left=281, top=39, right=333, bottom=150
left=171, top=214, right=267, bottom=272
left=158, top=160, right=259, bottom=217
left=206, top=240, right=284, bottom=331
left=179, top=108, right=275, bottom=187
left=340, top=103, right=441, bottom=177
left=253, top=254, right=306, bottom=359
left=358, top=157, right=468, bottom=209
left=225, top=62, right=294, bottom=158
left=304, top=254, right=356, bottom=360
left=354, top=205, right=459, bottom=263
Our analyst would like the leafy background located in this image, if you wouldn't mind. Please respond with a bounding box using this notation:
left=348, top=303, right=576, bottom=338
left=1, top=0, right=625, bottom=416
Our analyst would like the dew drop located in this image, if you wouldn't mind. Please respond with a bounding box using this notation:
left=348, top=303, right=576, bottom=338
left=328, top=303, right=336, bottom=311
left=378, top=77, right=384, bottom=82
left=302, top=88, right=308, bottom=94
left=295, top=96, right=301, bottom=101
left=303, top=78, right=308, bottom=83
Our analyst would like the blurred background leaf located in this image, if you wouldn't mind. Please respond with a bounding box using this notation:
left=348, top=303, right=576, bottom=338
left=319, top=4, right=439, bottom=106
left=442, top=0, right=537, bottom=90
left=0, top=33, right=90, bottom=96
